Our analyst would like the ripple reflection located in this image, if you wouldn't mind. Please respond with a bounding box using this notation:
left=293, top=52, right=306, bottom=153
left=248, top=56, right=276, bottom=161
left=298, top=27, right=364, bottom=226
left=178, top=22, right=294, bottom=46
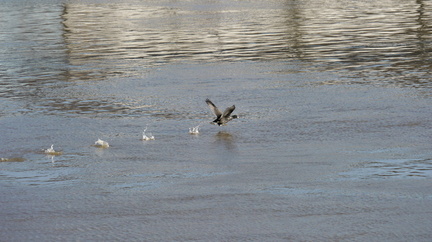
left=0, top=0, right=431, bottom=116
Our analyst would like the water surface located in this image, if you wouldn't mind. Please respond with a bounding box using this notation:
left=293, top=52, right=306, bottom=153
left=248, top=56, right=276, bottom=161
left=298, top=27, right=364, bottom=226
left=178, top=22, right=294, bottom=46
left=1, top=0, right=432, bottom=241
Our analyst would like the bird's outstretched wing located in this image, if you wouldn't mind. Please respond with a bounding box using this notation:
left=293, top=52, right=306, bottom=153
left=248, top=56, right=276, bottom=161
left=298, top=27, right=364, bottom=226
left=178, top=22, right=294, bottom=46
left=206, top=99, right=222, bottom=118
left=222, top=105, right=235, bottom=118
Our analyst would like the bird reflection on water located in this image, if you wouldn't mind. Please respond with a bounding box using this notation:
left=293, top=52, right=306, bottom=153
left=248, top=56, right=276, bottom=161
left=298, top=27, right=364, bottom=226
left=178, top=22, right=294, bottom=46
left=214, top=131, right=237, bottom=151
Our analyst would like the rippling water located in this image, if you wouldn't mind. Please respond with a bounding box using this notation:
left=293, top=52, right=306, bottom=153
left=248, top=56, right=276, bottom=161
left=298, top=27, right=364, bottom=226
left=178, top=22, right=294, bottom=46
left=1, top=0, right=432, bottom=241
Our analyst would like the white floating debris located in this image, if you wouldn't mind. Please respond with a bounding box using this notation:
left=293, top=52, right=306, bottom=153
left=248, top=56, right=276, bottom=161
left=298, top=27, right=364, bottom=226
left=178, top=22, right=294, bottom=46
left=44, top=144, right=62, bottom=155
left=94, top=138, right=109, bottom=148
left=189, top=125, right=200, bottom=135
left=141, top=126, right=155, bottom=141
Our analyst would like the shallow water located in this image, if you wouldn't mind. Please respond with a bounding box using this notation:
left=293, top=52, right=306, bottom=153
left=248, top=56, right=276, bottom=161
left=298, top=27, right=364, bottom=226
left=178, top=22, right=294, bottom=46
left=1, top=0, right=432, bottom=241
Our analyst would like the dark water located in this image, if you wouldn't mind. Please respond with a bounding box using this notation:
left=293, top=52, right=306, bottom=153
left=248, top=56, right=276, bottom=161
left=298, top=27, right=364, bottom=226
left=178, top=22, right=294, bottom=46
left=1, top=0, right=432, bottom=241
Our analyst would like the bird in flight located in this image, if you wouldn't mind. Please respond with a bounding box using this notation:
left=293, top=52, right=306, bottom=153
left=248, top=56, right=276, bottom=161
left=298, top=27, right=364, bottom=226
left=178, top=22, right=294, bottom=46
left=206, top=98, right=238, bottom=126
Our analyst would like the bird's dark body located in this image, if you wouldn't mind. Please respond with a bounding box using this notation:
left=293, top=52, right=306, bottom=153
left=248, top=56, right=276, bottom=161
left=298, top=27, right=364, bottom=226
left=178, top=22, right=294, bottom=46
left=206, top=99, right=238, bottom=126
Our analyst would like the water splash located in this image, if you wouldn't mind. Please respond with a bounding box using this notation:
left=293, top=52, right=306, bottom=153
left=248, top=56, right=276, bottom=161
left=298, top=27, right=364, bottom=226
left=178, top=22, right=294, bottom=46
left=189, top=124, right=200, bottom=135
left=45, top=144, right=55, bottom=153
left=142, top=126, right=155, bottom=141
left=44, top=144, right=63, bottom=155
left=94, top=138, right=109, bottom=148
